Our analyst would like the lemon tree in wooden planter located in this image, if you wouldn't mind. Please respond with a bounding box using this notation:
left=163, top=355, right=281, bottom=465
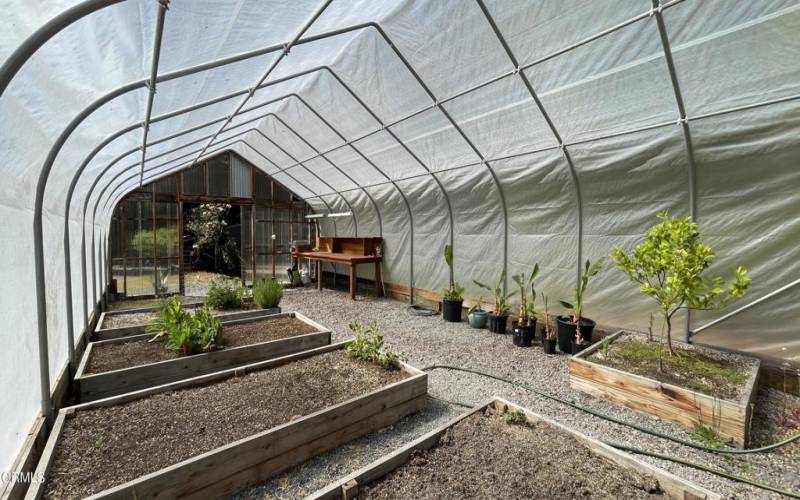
left=569, top=212, right=759, bottom=447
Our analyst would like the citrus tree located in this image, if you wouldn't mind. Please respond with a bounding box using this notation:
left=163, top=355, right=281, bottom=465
left=612, top=212, right=750, bottom=355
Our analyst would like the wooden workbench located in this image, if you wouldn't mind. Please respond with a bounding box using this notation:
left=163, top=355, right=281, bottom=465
left=295, top=237, right=383, bottom=300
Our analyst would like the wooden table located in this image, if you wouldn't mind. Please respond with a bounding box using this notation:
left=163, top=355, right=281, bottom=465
left=294, top=251, right=382, bottom=299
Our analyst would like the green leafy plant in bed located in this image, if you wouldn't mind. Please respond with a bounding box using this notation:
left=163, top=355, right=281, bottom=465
left=253, top=278, right=283, bottom=309
left=346, top=321, right=403, bottom=370
left=691, top=422, right=734, bottom=449
left=205, top=275, right=245, bottom=309
left=147, top=296, right=223, bottom=355
left=612, top=211, right=750, bottom=356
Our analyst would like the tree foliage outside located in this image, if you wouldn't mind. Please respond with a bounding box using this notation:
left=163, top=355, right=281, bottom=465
left=612, top=212, right=750, bottom=355
left=186, top=203, right=231, bottom=269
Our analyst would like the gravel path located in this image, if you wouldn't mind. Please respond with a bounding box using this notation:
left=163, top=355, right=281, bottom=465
left=233, top=288, right=800, bottom=499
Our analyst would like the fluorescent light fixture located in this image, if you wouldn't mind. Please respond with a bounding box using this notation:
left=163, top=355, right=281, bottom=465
left=304, top=213, right=326, bottom=219
left=327, top=211, right=352, bottom=218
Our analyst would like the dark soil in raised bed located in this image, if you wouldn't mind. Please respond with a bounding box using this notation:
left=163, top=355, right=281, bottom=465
left=44, top=351, right=405, bottom=499
left=100, top=302, right=259, bottom=329
left=587, top=333, right=754, bottom=401
left=86, top=316, right=319, bottom=374
left=362, top=407, right=667, bottom=499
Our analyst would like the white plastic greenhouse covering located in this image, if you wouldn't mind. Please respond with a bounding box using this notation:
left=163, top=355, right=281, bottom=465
left=1, top=0, right=799, bottom=474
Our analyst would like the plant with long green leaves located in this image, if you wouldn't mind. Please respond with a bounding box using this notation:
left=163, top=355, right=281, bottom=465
left=474, top=268, right=518, bottom=316
left=467, top=297, right=485, bottom=315
left=147, top=297, right=223, bottom=354
left=253, top=278, right=283, bottom=309
left=560, top=258, right=604, bottom=342
left=442, top=244, right=465, bottom=301
left=612, top=211, right=750, bottom=356
left=512, top=263, right=539, bottom=326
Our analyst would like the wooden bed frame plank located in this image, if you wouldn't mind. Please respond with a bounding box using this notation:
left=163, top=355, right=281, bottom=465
left=569, top=331, right=759, bottom=447
left=26, top=344, right=427, bottom=500
left=306, top=397, right=719, bottom=500
left=75, top=312, right=331, bottom=402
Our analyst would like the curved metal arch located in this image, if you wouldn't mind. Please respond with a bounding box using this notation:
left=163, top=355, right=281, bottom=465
left=14, top=2, right=688, bottom=420
left=475, top=0, right=583, bottom=287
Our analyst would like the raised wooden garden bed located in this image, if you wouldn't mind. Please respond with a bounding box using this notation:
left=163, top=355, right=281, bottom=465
left=93, top=305, right=280, bottom=341
left=27, top=342, right=427, bottom=499
left=309, top=397, right=718, bottom=499
left=74, top=312, right=330, bottom=403
left=570, top=331, right=760, bottom=447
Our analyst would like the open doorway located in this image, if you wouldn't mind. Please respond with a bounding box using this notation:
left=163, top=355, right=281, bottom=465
left=182, top=202, right=242, bottom=296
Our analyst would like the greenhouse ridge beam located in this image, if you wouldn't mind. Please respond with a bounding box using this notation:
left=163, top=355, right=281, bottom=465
left=651, top=0, right=699, bottom=342
left=139, top=1, right=169, bottom=187
left=476, top=0, right=583, bottom=288
left=192, top=0, right=333, bottom=163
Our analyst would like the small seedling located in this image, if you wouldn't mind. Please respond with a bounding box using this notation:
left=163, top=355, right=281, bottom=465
left=503, top=408, right=527, bottom=425
left=691, top=422, right=733, bottom=449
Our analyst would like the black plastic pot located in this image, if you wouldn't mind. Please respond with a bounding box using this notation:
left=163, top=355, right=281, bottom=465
left=512, top=319, right=536, bottom=347
left=488, top=314, right=509, bottom=334
left=442, top=298, right=463, bottom=322
left=542, top=338, right=557, bottom=354
left=571, top=340, right=591, bottom=355
left=556, top=316, right=596, bottom=353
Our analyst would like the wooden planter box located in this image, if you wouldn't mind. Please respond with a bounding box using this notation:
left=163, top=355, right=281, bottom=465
left=570, top=331, right=760, bottom=447
left=94, top=306, right=280, bottom=341
left=75, top=312, right=331, bottom=403
left=27, top=342, right=427, bottom=500
left=309, top=397, right=719, bottom=500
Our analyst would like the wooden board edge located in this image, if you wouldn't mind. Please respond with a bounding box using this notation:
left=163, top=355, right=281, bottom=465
left=84, top=366, right=426, bottom=499
left=22, top=412, right=67, bottom=500
left=0, top=416, right=46, bottom=500
left=304, top=398, right=493, bottom=500
left=76, top=330, right=334, bottom=402
left=572, top=330, right=625, bottom=359
left=493, top=398, right=720, bottom=499
left=67, top=340, right=352, bottom=412
left=93, top=312, right=107, bottom=332
left=292, top=311, right=332, bottom=334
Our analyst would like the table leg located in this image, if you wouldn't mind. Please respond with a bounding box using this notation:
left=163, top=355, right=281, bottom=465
left=349, top=265, right=356, bottom=300
left=317, top=260, right=322, bottom=291
left=374, top=261, right=382, bottom=298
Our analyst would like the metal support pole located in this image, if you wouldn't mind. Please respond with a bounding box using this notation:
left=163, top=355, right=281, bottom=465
left=476, top=0, right=583, bottom=288
left=651, top=0, right=698, bottom=342
left=139, top=1, right=169, bottom=186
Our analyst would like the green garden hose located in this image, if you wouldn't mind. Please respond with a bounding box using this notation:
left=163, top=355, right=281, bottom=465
left=605, top=442, right=800, bottom=499
left=422, top=364, right=800, bottom=498
left=421, top=364, right=800, bottom=454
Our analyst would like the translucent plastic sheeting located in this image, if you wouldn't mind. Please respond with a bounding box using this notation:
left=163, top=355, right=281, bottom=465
left=2, top=0, right=800, bottom=474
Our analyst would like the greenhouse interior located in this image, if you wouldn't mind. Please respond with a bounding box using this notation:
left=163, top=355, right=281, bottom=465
left=1, top=0, right=799, bottom=498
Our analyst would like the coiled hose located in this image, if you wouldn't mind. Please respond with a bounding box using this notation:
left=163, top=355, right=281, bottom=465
left=422, top=364, right=800, bottom=498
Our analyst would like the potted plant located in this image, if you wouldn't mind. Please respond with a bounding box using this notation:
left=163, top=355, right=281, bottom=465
left=541, top=292, right=557, bottom=354
left=467, top=298, right=489, bottom=329
left=511, top=264, right=539, bottom=347
left=612, top=211, right=750, bottom=356
left=441, top=244, right=465, bottom=322
left=474, top=269, right=518, bottom=334
left=558, top=259, right=603, bottom=354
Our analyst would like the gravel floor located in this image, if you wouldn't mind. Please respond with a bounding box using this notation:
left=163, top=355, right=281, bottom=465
left=232, top=288, right=800, bottom=499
